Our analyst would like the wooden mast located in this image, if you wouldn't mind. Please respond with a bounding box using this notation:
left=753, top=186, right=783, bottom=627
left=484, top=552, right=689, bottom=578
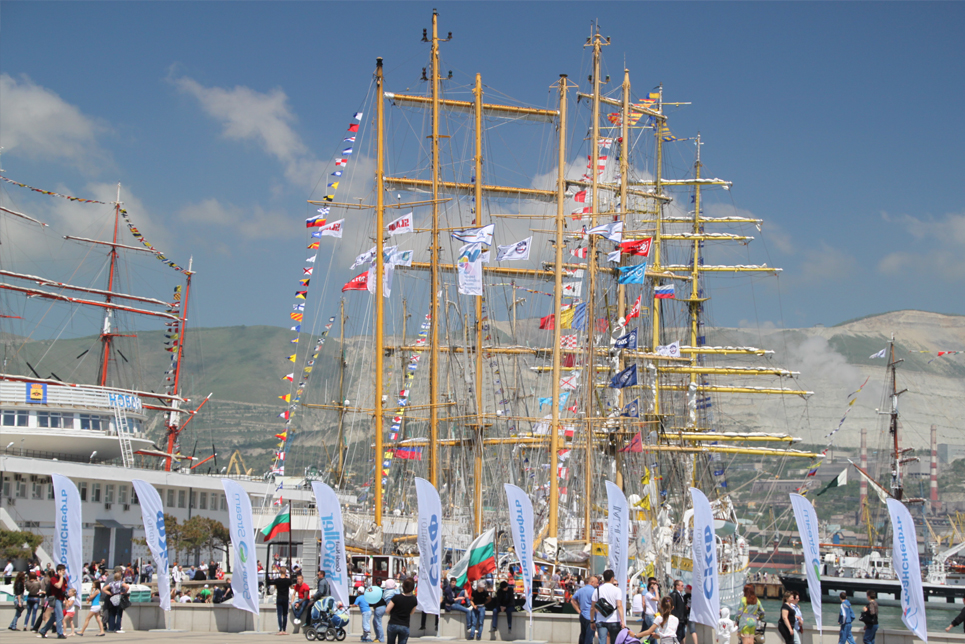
left=614, top=68, right=631, bottom=490
left=374, top=57, right=386, bottom=526
left=583, top=26, right=608, bottom=545
left=427, top=9, right=448, bottom=489
left=548, top=74, right=569, bottom=542
left=98, top=184, right=122, bottom=387
left=163, top=262, right=192, bottom=471
left=688, top=135, right=703, bottom=431
left=472, top=72, right=485, bottom=536
left=650, top=86, right=665, bottom=416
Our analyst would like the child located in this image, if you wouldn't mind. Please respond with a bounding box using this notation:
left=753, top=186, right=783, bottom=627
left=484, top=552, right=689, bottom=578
left=63, top=588, right=78, bottom=636
left=79, top=580, right=106, bottom=636
left=717, top=607, right=739, bottom=644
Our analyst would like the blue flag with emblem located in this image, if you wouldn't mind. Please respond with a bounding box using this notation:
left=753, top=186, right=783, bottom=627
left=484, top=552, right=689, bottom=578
left=609, top=364, right=637, bottom=388
left=614, top=329, right=637, bottom=350
left=617, top=264, right=648, bottom=285
left=620, top=398, right=639, bottom=418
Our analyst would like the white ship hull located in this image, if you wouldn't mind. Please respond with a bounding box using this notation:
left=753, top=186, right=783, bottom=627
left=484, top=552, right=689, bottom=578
left=670, top=561, right=749, bottom=609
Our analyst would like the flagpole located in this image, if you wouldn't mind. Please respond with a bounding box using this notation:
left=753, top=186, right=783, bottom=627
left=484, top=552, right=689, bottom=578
left=614, top=67, right=631, bottom=491
left=288, top=504, right=293, bottom=571
left=374, top=57, right=386, bottom=527
left=472, top=71, right=485, bottom=538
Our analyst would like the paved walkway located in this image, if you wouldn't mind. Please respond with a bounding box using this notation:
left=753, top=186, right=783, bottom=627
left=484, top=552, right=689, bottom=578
left=1, top=631, right=365, bottom=644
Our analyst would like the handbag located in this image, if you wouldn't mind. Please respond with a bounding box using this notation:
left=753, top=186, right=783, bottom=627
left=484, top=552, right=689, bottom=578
left=595, top=596, right=616, bottom=619
left=119, top=594, right=132, bottom=610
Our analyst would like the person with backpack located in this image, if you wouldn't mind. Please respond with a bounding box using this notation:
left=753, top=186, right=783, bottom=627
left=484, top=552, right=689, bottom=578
left=103, top=571, right=130, bottom=634
left=590, top=569, right=626, bottom=644
left=859, top=591, right=878, bottom=644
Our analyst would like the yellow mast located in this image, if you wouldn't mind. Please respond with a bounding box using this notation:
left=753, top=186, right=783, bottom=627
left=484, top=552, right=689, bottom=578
left=428, top=10, right=447, bottom=489
left=583, top=26, right=608, bottom=545
left=650, top=86, right=665, bottom=417
left=614, top=68, right=631, bottom=490
left=473, top=72, right=485, bottom=536
left=336, top=298, right=347, bottom=483
left=548, top=74, right=569, bottom=542
left=688, top=135, right=703, bottom=427
left=374, top=57, right=386, bottom=526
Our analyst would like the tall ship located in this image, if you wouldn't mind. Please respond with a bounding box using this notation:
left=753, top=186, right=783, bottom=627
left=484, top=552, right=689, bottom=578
left=270, top=11, right=820, bottom=606
left=0, top=181, right=319, bottom=573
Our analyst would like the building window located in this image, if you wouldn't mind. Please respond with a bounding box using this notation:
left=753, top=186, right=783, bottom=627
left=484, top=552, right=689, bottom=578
left=177, top=490, right=186, bottom=509
left=190, top=492, right=197, bottom=509
left=31, top=480, right=44, bottom=499
left=132, top=489, right=139, bottom=505
left=92, top=483, right=102, bottom=503
left=1, top=410, right=13, bottom=426
left=48, top=483, right=55, bottom=500
left=119, top=485, right=128, bottom=505
left=16, top=480, right=27, bottom=498
left=220, top=494, right=227, bottom=511
left=79, top=482, right=88, bottom=502
left=79, top=414, right=103, bottom=430
left=2, top=477, right=10, bottom=498
left=105, top=484, right=115, bottom=504
left=199, top=492, right=207, bottom=510
left=167, top=489, right=175, bottom=508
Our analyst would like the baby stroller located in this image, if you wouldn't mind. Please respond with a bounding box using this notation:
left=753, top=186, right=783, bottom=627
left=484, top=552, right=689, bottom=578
left=304, top=596, right=350, bottom=641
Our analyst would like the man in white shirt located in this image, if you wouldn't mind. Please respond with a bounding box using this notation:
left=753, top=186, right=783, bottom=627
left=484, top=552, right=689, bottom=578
left=171, top=563, right=183, bottom=592
left=3, top=559, right=13, bottom=584
left=643, top=580, right=660, bottom=643
left=590, top=569, right=625, bottom=644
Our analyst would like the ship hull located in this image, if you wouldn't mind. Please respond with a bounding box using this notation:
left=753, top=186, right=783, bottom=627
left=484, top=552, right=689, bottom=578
left=779, top=574, right=964, bottom=602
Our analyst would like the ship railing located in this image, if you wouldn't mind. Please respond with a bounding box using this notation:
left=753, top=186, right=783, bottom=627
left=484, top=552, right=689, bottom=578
left=1, top=445, right=125, bottom=465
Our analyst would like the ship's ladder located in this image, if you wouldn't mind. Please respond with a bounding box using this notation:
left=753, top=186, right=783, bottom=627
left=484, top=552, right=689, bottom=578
left=113, top=404, right=135, bottom=468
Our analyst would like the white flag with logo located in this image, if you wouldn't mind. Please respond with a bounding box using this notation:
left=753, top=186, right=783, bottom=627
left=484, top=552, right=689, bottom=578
left=312, top=482, right=349, bottom=607
left=415, top=478, right=442, bottom=615
left=869, top=348, right=887, bottom=359
left=351, top=246, right=377, bottom=269
left=689, top=487, right=720, bottom=627
left=504, top=484, right=535, bottom=614
left=886, top=498, right=927, bottom=642
left=655, top=341, right=680, bottom=358
left=221, top=479, right=259, bottom=615
left=387, top=212, right=414, bottom=236
left=789, top=494, right=822, bottom=633
left=451, top=223, right=494, bottom=245
left=51, top=475, right=83, bottom=606
left=562, top=281, right=583, bottom=297
left=605, top=481, right=629, bottom=617
left=316, top=218, right=344, bottom=238
left=132, top=480, right=171, bottom=611
left=496, top=237, right=532, bottom=262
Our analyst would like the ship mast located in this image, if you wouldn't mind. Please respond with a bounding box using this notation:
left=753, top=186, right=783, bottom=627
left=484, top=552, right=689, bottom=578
left=163, top=259, right=193, bottom=471
left=336, top=298, right=348, bottom=484
left=472, top=72, right=485, bottom=536
left=548, top=74, right=569, bottom=542
left=887, top=338, right=906, bottom=500
left=97, top=184, right=123, bottom=387
left=614, top=68, right=631, bottom=490
left=374, top=57, right=387, bottom=526
left=583, top=24, right=608, bottom=545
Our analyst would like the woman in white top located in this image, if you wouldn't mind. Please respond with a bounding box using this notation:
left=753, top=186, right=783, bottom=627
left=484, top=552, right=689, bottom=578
left=635, top=597, right=679, bottom=644
left=631, top=588, right=644, bottom=619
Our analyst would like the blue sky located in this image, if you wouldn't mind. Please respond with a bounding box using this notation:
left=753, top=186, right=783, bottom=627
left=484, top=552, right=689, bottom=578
left=1, top=1, right=963, bottom=341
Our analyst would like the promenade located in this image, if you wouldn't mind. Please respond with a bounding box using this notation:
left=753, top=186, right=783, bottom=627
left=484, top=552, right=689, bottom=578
left=1, top=603, right=962, bottom=644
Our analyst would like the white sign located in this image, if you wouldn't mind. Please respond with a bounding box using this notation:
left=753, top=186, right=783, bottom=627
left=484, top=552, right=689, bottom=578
left=504, top=484, right=535, bottom=614
left=789, top=494, right=822, bottom=633
left=108, top=392, right=142, bottom=411
left=221, top=479, right=259, bottom=615
left=887, top=498, right=928, bottom=642
left=689, top=487, right=720, bottom=628
left=415, top=478, right=442, bottom=615
left=312, top=482, right=349, bottom=607
left=605, top=481, right=629, bottom=618
left=132, top=480, right=171, bottom=611
left=51, top=475, right=83, bottom=607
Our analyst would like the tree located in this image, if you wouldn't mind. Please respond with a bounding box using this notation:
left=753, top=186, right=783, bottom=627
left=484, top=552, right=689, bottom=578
left=205, top=518, right=232, bottom=572
left=0, top=530, right=44, bottom=561
left=181, top=516, right=212, bottom=565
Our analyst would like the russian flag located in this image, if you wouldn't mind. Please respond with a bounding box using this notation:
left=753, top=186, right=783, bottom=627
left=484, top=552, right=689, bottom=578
left=395, top=446, right=423, bottom=461
left=654, top=284, right=675, bottom=299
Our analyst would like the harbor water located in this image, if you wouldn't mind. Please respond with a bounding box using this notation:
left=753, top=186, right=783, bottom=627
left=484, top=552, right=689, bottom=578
left=757, top=596, right=963, bottom=635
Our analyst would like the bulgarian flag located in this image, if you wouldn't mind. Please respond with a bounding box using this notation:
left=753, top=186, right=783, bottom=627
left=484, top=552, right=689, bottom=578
left=451, top=527, right=496, bottom=590
left=261, top=505, right=291, bottom=541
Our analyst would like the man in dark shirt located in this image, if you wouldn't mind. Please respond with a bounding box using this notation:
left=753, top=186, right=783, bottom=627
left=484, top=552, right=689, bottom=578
left=491, top=581, right=516, bottom=631
left=266, top=568, right=294, bottom=634
left=316, top=570, right=331, bottom=598
left=386, top=578, right=418, bottom=642
left=671, top=579, right=688, bottom=643
left=38, top=564, right=68, bottom=638
left=947, top=601, right=965, bottom=634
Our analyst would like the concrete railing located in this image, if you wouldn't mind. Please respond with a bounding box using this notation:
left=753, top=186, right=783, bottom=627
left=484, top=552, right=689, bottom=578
left=1, top=602, right=962, bottom=643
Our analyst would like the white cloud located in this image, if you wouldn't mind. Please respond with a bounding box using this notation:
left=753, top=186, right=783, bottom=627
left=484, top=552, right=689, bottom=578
left=173, top=75, right=324, bottom=189
left=877, top=211, right=965, bottom=280
left=799, top=241, right=857, bottom=281
left=177, top=198, right=301, bottom=242
left=0, top=73, right=106, bottom=169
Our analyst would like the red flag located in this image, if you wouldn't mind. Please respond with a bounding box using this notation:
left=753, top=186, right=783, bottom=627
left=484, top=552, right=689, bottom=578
left=539, top=314, right=555, bottom=330
left=595, top=318, right=609, bottom=333
left=562, top=354, right=576, bottom=368
left=348, top=123, right=360, bottom=132
left=626, top=295, right=642, bottom=320
left=620, top=432, right=643, bottom=453
left=570, top=247, right=588, bottom=259
left=342, top=272, right=369, bottom=292
left=620, top=237, right=652, bottom=257
left=573, top=190, right=587, bottom=203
